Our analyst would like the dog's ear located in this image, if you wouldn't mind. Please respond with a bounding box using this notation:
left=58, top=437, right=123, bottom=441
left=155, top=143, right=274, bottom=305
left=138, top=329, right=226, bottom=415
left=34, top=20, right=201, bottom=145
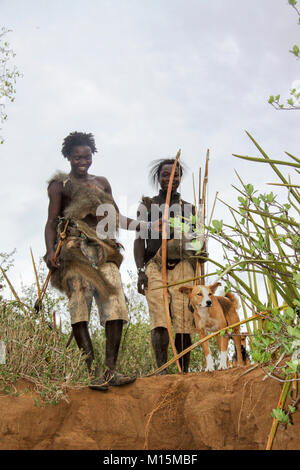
left=179, top=286, right=194, bottom=296
left=210, top=281, right=221, bottom=294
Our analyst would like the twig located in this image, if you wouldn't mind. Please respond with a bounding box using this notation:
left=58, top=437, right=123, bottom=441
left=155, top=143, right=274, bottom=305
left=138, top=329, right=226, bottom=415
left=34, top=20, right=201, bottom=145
left=238, top=364, right=260, bottom=378
left=161, top=150, right=182, bottom=373
left=266, top=381, right=291, bottom=450
left=262, top=352, right=286, bottom=381
left=0, top=266, right=30, bottom=314
left=261, top=367, right=300, bottom=384
left=286, top=396, right=300, bottom=423
left=30, top=248, right=41, bottom=298
left=200, top=150, right=209, bottom=286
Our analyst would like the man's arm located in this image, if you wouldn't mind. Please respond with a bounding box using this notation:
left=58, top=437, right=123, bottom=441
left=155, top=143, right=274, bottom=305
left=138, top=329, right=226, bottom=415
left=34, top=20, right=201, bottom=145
left=44, top=181, right=63, bottom=270
left=134, top=202, right=148, bottom=295
left=100, top=176, right=138, bottom=230
left=102, top=177, right=159, bottom=232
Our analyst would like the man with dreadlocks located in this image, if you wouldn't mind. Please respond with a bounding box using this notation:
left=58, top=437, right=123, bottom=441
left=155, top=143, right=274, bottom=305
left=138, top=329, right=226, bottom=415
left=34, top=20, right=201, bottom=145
left=134, top=159, right=207, bottom=374
left=45, top=132, right=159, bottom=391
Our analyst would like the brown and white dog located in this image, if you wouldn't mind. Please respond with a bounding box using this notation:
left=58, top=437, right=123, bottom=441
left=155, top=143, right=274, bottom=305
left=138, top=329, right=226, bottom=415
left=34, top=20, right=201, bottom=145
left=179, top=282, right=244, bottom=371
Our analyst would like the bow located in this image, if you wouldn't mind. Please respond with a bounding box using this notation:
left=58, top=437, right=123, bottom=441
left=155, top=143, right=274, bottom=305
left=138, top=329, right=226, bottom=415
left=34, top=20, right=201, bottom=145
left=196, top=149, right=209, bottom=285
left=161, top=149, right=182, bottom=373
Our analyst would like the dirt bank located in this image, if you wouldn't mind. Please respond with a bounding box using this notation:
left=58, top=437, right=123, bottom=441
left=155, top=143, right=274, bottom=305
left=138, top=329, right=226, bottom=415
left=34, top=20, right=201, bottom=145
left=0, top=365, right=299, bottom=450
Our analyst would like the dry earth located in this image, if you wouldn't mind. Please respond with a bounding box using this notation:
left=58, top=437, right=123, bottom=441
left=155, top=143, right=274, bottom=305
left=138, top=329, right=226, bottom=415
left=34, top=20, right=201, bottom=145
left=0, top=365, right=299, bottom=450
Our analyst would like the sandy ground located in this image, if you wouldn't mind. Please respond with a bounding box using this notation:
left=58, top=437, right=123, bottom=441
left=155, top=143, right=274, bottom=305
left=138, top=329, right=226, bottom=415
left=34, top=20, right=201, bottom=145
left=0, top=365, right=299, bottom=450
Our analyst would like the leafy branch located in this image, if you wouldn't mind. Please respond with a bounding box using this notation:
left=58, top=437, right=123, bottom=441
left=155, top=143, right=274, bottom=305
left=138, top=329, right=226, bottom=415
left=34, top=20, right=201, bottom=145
left=0, top=27, right=21, bottom=143
left=268, top=1, right=300, bottom=110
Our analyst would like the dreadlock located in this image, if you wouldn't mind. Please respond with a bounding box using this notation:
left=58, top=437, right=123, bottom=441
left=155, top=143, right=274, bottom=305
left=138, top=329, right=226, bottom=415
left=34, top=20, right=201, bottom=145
left=149, top=158, right=185, bottom=187
left=61, top=131, right=98, bottom=158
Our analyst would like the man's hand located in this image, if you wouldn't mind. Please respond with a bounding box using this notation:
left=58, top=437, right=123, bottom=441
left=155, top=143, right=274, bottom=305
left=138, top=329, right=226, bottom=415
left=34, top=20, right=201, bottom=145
left=198, top=251, right=209, bottom=263
left=45, top=251, right=60, bottom=270
left=150, top=218, right=162, bottom=233
left=150, top=218, right=170, bottom=233
left=137, top=271, right=148, bottom=295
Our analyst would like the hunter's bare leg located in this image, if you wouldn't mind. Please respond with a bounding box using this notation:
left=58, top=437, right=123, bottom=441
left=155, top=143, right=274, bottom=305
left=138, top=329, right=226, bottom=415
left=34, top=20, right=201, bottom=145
left=72, top=321, right=94, bottom=373
left=151, top=326, right=169, bottom=374
left=105, top=319, right=123, bottom=371
left=99, top=319, right=136, bottom=386
left=175, top=333, right=191, bottom=373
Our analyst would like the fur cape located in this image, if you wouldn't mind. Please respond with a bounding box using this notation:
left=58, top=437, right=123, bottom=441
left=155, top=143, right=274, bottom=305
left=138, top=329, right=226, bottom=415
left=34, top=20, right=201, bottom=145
left=48, top=172, right=119, bottom=225
left=48, top=172, right=123, bottom=300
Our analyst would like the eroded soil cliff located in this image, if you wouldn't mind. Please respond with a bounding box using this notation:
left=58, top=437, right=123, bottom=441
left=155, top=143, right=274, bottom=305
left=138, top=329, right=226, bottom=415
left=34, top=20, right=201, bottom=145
left=1, top=366, right=299, bottom=450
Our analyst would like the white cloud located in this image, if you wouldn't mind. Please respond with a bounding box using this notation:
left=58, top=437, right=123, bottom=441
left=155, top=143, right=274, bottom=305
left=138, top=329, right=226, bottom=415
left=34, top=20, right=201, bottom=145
left=217, top=37, right=240, bottom=66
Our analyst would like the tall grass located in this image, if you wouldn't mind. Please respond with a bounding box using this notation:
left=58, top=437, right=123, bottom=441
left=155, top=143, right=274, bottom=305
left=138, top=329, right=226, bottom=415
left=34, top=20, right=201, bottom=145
left=0, top=302, right=88, bottom=404
left=194, top=133, right=300, bottom=438
left=0, top=264, right=212, bottom=404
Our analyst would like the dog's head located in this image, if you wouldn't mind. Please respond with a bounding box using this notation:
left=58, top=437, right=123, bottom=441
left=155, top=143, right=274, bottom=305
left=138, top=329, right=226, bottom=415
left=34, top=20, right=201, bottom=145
left=179, top=282, right=221, bottom=312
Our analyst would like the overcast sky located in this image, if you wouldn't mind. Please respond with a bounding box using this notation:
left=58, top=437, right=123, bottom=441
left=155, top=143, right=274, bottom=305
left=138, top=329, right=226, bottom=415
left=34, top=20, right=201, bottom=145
left=1, top=0, right=299, bottom=298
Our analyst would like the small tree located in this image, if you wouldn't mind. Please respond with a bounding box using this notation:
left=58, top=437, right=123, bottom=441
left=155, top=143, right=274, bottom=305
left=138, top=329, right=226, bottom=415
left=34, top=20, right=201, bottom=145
left=269, top=1, right=300, bottom=110
left=0, top=27, right=21, bottom=143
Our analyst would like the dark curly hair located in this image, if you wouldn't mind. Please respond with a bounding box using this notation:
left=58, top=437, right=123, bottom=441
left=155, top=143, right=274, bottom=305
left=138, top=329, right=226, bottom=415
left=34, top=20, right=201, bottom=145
left=149, top=158, right=185, bottom=187
left=61, top=131, right=98, bottom=158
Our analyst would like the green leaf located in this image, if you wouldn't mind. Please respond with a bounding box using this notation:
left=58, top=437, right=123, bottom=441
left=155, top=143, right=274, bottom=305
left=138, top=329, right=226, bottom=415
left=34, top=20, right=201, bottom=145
left=181, top=222, right=190, bottom=233
left=287, top=326, right=300, bottom=340
left=169, top=217, right=175, bottom=228
left=293, top=273, right=300, bottom=286
left=190, top=239, right=204, bottom=254
left=268, top=95, right=275, bottom=104
left=271, top=408, right=289, bottom=424
left=169, top=217, right=182, bottom=230
left=245, top=184, right=254, bottom=195
left=285, top=307, right=296, bottom=321
left=286, top=359, right=299, bottom=374
left=34, top=398, right=40, bottom=407
left=238, top=196, right=247, bottom=206
left=212, top=219, right=223, bottom=232
left=224, top=281, right=232, bottom=294
left=291, top=45, right=300, bottom=57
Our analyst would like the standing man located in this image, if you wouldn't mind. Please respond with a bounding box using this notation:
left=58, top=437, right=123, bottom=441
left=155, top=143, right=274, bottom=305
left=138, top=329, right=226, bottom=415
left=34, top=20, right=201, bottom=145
left=134, top=159, right=206, bottom=374
left=45, top=131, right=158, bottom=390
